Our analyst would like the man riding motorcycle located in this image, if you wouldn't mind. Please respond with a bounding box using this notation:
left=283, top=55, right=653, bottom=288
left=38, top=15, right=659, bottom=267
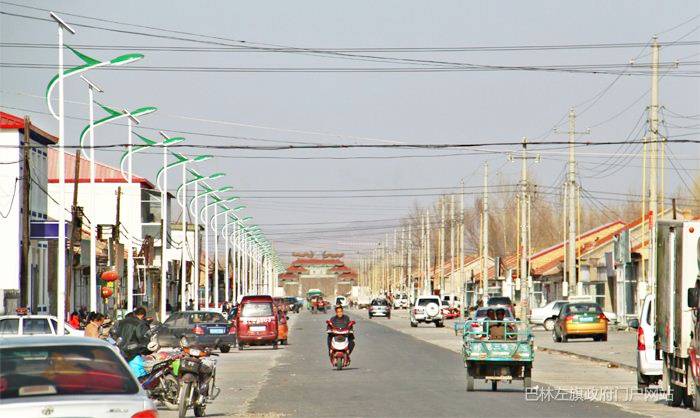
left=327, top=305, right=355, bottom=356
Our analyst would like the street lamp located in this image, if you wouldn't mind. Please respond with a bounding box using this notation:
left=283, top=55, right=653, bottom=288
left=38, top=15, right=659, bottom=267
left=78, top=101, right=156, bottom=313
left=174, top=169, right=224, bottom=310
left=190, top=188, right=233, bottom=307
left=220, top=209, right=246, bottom=303
left=46, top=11, right=143, bottom=333
left=154, top=133, right=186, bottom=321
left=206, top=198, right=239, bottom=307
left=173, top=155, right=213, bottom=312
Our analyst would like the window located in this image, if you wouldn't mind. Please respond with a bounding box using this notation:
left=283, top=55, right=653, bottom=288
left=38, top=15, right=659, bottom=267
left=240, top=303, right=273, bottom=317
left=23, top=318, right=52, bottom=335
left=0, top=319, right=19, bottom=335
left=417, top=298, right=439, bottom=306
left=188, top=312, right=226, bottom=324
left=0, top=345, right=138, bottom=399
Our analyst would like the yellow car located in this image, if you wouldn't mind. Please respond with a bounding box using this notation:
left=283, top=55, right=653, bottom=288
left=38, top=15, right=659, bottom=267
left=552, top=302, right=608, bottom=342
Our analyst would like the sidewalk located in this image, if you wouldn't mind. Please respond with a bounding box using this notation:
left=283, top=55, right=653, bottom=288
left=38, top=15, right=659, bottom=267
left=359, top=309, right=695, bottom=418
left=532, top=328, right=636, bottom=370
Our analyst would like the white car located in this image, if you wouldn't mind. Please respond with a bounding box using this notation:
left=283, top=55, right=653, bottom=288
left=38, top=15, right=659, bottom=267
left=529, top=300, right=617, bottom=331
left=393, top=293, right=409, bottom=309
left=335, top=296, right=349, bottom=308
left=633, top=294, right=662, bottom=390
left=410, top=296, right=444, bottom=328
left=0, top=336, right=156, bottom=417
left=0, top=314, right=84, bottom=337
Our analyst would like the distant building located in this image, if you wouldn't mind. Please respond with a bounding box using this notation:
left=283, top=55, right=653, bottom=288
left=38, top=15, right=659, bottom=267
left=0, top=112, right=57, bottom=314
left=279, top=253, right=357, bottom=297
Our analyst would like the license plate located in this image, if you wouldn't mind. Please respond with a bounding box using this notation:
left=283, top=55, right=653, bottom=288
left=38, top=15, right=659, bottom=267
left=209, top=328, right=225, bottom=334
left=578, top=316, right=594, bottom=322
left=251, top=326, right=266, bottom=332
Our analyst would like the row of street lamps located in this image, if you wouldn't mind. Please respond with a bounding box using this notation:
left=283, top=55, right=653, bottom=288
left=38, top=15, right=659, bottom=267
left=45, top=12, right=282, bottom=334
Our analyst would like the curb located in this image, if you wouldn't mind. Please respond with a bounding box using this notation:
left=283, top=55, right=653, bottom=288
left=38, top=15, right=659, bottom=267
left=536, top=346, right=636, bottom=372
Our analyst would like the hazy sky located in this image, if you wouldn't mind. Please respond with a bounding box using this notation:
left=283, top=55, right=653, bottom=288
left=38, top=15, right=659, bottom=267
left=2, top=0, right=699, bottom=263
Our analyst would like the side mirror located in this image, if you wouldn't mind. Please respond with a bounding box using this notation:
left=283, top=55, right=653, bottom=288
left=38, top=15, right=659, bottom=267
left=627, top=318, right=639, bottom=329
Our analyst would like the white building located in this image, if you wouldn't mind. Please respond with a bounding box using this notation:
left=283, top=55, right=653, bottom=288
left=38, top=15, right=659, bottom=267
left=0, top=112, right=56, bottom=314
left=47, top=149, right=173, bottom=312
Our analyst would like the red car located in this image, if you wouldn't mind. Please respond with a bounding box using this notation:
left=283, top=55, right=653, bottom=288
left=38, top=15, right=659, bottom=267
left=236, top=295, right=279, bottom=350
left=441, top=305, right=461, bottom=320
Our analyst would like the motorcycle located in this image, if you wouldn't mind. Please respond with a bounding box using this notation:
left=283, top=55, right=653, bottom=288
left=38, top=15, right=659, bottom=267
left=139, top=350, right=182, bottom=410
left=177, top=345, right=219, bottom=418
left=326, top=319, right=355, bottom=371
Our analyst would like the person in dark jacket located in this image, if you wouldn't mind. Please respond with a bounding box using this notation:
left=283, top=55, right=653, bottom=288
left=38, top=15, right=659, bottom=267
left=327, top=306, right=354, bottom=354
left=114, top=307, right=150, bottom=361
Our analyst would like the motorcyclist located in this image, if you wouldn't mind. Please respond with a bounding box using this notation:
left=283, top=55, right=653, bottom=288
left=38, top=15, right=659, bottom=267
left=114, top=307, right=151, bottom=367
left=327, top=305, right=355, bottom=355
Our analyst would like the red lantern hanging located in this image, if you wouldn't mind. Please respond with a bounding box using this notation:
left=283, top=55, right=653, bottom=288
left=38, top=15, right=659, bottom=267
left=100, top=286, right=113, bottom=299
left=101, top=270, right=119, bottom=282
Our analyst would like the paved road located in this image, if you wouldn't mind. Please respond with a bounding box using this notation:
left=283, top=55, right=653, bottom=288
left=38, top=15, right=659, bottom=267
left=532, top=329, right=636, bottom=368
left=250, top=312, right=637, bottom=418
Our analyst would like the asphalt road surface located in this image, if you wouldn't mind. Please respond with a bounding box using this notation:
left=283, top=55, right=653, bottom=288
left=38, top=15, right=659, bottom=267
left=250, top=311, right=638, bottom=418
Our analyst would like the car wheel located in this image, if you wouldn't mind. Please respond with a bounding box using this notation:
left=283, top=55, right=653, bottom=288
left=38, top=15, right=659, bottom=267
left=410, top=320, right=418, bottom=328
left=272, top=342, right=278, bottom=350
left=637, top=372, right=649, bottom=393
left=601, top=333, right=608, bottom=342
left=561, top=333, right=568, bottom=343
left=552, top=330, right=561, bottom=343
left=219, top=345, right=231, bottom=353
left=543, top=318, right=555, bottom=331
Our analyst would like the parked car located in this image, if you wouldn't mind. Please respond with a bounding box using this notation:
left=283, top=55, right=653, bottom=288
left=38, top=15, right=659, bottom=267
left=0, top=314, right=84, bottom=337
left=0, top=336, right=156, bottom=417
left=628, top=294, right=662, bottom=391
left=236, top=295, right=279, bottom=350
left=442, top=294, right=461, bottom=310
left=533, top=299, right=617, bottom=331
left=393, top=293, right=409, bottom=309
left=335, top=295, right=349, bottom=308
left=552, top=302, right=608, bottom=343
left=441, top=304, right=461, bottom=320
left=283, top=296, right=301, bottom=313
left=155, top=310, right=235, bottom=353
left=368, top=298, right=391, bottom=318
left=410, top=296, right=444, bottom=327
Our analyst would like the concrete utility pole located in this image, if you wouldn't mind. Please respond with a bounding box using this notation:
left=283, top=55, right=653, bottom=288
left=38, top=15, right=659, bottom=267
left=459, top=180, right=465, bottom=291
left=440, top=197, right=445, bottom=292
left=408, top=224, right=413, bottom=299
left=450, top=194, right=455, bottom=295
left=400, top=227, right=405, bottom=291
left=21, top=117, right=31, bottom=308
left=648, top=36, right=660, bottom=297
left=567, top=108, right=577, bottom=297
left=425, top=210, right=431, bottom=295
left=482, top=162, right=489, bottom=305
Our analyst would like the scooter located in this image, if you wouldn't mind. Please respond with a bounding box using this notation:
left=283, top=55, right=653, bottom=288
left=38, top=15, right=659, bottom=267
left=326, top=320, right=355, bottom=371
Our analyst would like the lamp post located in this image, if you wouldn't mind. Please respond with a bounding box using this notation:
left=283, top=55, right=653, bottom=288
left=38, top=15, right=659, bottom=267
left=176, top=170, right=224, bottom=310
left=153, top=133, right=186, bottom=321
left=172, top=156, right=213, bottom=312
left=206, top=198, right=240, bottom=307
left=220, top=209, right=246, bottom=303
left=79, top=103, right=156, bottom=313
left=190, top=186, right=232, bottom=307
left=45, top=13, right=144, bottom=332
left=230, top=216, right=252, bottom=301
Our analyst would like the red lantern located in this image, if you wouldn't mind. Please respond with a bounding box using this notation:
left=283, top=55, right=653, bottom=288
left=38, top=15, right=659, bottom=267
left=101, top=270, right=119, bottom=282
left=100, top=286, right=113, bottom=299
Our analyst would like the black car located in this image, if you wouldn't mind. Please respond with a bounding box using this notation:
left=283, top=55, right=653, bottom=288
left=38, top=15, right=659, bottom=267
left=155, top=311, right=236, bottom=353
left=283, top=296, right=301, bottom=313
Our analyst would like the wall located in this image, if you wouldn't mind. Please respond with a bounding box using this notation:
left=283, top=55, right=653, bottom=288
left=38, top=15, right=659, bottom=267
left=0, top=130, right=21, bottom=292
left=46, top=182, right=144, bottom=241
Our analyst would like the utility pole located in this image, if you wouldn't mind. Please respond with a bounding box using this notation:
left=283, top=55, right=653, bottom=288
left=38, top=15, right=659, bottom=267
left=450, top=194, right=455, bottom=295
left=21, top=117, right=31, bottom=308
left=481, top=162, right=489, bottom=304
left=459, top=180, right=465, bottom=293
left=508, top=138, right=538, bottom=313
left=426, top=210, right=431, bottom=295
left=648, top=36, right=660, bottom=298
left=408, top=224, right=413, bottom=299
left=400, top=227, right=405, bottom=291
left=440, top=197, right=445, bottom=293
